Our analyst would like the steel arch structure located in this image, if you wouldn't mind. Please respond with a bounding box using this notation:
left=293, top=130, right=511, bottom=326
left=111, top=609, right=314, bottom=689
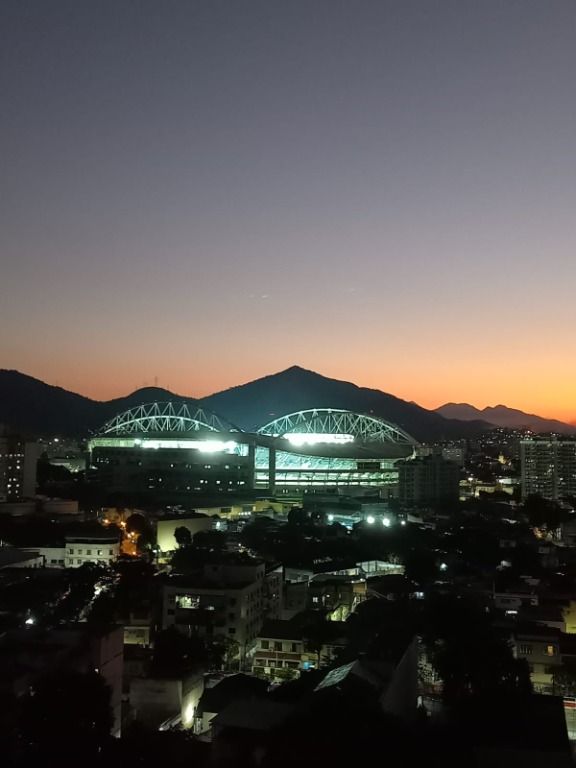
left=256, top=408, right=416, bottom=445
left=99, top=401, right=235, bottom=435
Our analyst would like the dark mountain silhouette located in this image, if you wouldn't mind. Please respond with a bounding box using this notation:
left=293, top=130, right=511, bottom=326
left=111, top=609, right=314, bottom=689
left=0, top=367, right=492, bottom=441
left=0, top=370, right=194, bottom=437
left=436, top=402, right=576, bottom=435
left=199, top=366, right=491, bottom=441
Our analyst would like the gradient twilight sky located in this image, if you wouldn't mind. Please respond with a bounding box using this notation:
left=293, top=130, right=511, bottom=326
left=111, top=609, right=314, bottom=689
left=2, top=1, right=576, bottom=418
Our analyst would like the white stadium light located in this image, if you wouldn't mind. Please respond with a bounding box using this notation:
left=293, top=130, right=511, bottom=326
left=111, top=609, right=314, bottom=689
left=285, top=433, right=355, bottom=447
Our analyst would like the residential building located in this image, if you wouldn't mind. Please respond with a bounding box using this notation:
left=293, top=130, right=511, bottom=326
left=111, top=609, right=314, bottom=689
left=511, top=624, right=561, bottom=692
left=163, top=555, right=281, bottom=658
left=0, top=432, right=39, bottom=501
left=0, top=546, right=44, bottom=569
left=397, top=455, right=460, bottom=505
left=521, top=439, right=576, bottom=500
left=129, top=672, right=204, bottom=730
left=65, top=527, right=120, bottom=567
left=308, top=574, right=366, bottom=620
left=252, top=616, right=347, bottom=680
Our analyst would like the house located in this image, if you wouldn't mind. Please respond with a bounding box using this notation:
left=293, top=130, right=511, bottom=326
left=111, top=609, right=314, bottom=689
left=252, top=615, right=348, bottom=681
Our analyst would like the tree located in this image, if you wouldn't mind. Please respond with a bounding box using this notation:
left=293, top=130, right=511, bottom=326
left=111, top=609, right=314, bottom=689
left=174, top=525, right=192, bottom=548
left=192, top=529, right=227, bottom=550
left=287, top=507, right=309, bottom=526
left=126, top=512, right=154, bottom=554
left=87, top=593, right=117, bottom=626
left=171, top=545, right=205, bottom=574
left=552, top=661, right=576, bottom=696
left=151, top=627, right=227, bottom=675
left=421, top=595, right=532, bottom=705
left=126, top=512, right=148, bottom=535
left=524, top=493, right=570, bottom=530
left=402, top=547, right=438, bottom=587
left=275, top=667, right=298, bottom=682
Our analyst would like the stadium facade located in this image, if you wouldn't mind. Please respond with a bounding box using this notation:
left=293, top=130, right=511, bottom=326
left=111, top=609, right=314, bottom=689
left=88, top=401, right=417, bottom=501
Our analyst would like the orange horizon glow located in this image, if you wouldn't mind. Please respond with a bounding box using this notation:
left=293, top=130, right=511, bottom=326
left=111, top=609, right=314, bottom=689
left=9, top=359, right=576, bottom=425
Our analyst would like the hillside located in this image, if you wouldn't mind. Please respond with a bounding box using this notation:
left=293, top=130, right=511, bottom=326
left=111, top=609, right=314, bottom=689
left=0, top=367, right=492, bottom=441
left=436, top=402, right=576, bottom=435
left=0, top=370, right=191, bottom=437
left=200, top=366, right=492, bottom=441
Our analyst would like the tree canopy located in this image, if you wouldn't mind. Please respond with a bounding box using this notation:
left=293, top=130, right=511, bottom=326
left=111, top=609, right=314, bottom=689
left=174, top=525, right=192, bottom=547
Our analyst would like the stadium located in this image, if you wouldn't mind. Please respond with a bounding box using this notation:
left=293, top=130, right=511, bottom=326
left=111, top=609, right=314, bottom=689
left=88, top=401, right=417, bottom=501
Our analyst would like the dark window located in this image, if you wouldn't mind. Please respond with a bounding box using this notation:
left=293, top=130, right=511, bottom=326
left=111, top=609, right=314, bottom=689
left=261, top=640, right=269, bottom=650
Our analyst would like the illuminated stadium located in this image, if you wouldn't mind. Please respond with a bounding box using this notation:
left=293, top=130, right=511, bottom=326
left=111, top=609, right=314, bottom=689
left=88, top=402, right=417, bottom=500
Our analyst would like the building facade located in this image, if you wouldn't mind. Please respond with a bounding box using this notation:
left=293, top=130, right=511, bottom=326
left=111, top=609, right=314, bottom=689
left=397, top=455, right=460, bottom=505
left=0, top=434, right=39, bottom=501
left=65, top=531, right=120, bottom=567
left=163, top=557, right=282, bottom=658
left=521, top=439, right=576, bottom=500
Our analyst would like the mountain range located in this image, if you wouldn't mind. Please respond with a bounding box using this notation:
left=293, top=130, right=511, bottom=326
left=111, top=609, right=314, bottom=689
left=0, top=366, right=572, bottom=442
left=436, top=402, right=576, bottom=436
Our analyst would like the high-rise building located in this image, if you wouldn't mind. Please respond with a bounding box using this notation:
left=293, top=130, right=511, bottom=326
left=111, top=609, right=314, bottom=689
left=520, top=439, right=576, bottom=500
left=397, top=455, right=460, bottom=505
left=0, top=432, right=39, bottom=501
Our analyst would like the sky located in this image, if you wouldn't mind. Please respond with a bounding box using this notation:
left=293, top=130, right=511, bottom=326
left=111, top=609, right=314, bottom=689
left=2, top=1, right=576, bottom=419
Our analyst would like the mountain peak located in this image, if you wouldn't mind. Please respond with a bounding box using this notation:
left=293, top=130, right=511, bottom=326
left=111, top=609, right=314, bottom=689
left=436, top=401, right=576, bottom=435
left=276, top=365, right=318, bottom=377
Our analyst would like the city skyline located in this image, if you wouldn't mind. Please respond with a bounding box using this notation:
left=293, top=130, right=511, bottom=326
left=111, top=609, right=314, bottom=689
left=2, top=2, right=576, bottom=420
